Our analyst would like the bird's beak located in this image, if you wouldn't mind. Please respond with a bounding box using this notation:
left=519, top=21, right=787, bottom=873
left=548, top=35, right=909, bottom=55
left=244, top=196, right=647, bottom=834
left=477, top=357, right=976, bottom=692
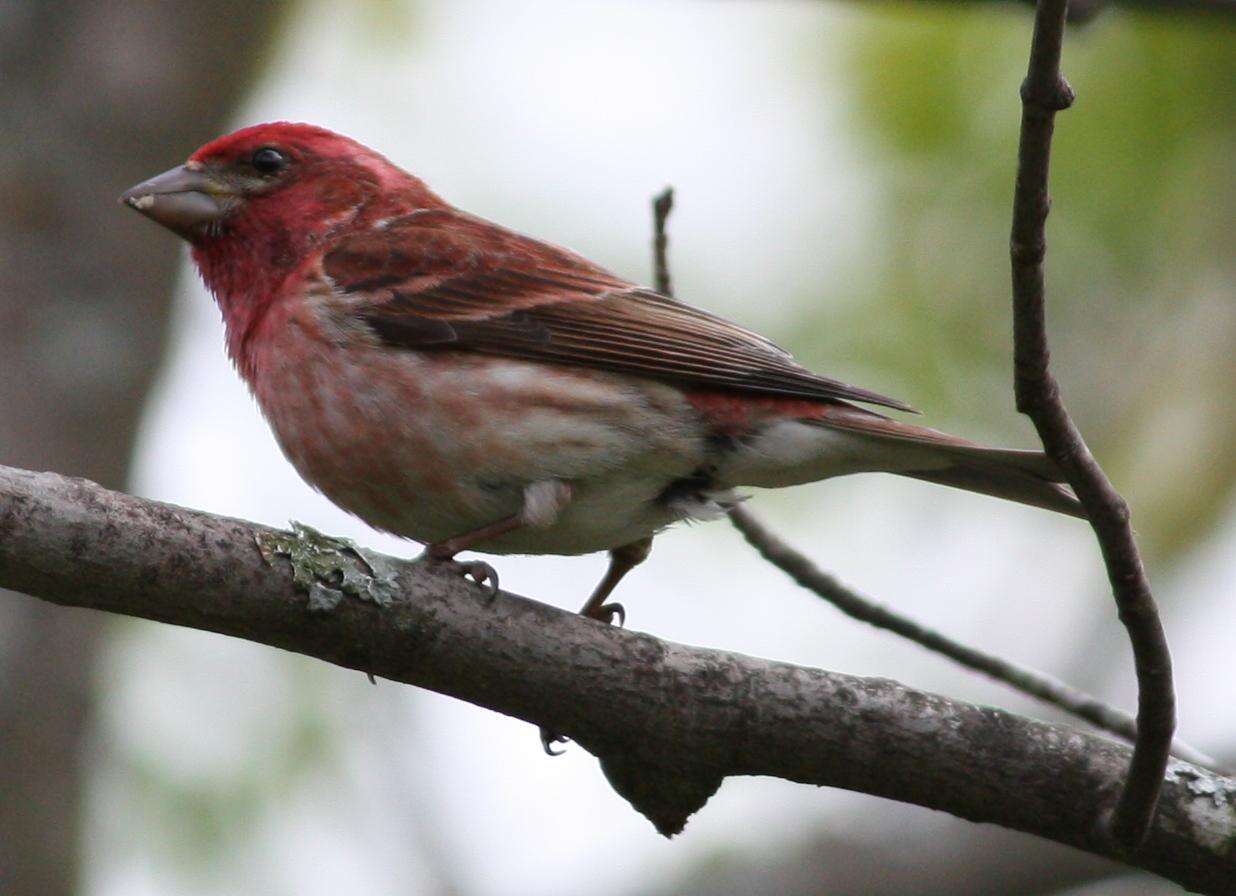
left=120, top=164, right=235, bottom=239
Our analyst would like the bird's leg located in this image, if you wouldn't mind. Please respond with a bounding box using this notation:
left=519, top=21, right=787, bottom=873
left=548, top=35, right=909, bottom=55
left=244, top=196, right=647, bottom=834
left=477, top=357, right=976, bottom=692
left=540, top=536, right=655, bottom=756
left=424, top=514, right=523, bottom=558
left=421, top=480, right=573, bottom=597
left=421, top=516, right=519, bottom=597
left=577, top=536, right=653, bottom=628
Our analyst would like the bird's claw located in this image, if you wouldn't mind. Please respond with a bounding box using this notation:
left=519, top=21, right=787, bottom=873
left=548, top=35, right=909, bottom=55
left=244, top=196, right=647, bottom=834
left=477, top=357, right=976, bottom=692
left=457, top=560, right=500, bottom=598
left=423, top=554, right=500, bottom=599
left=591, top=602, right=626, bottom=628
left=540, top=727, right=570, bottom=756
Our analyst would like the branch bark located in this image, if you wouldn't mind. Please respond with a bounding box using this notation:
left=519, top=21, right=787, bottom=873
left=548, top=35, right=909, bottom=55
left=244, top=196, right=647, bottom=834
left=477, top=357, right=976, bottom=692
left=1009, top=0, right=1175, bottom=850
left=1, top=465, right=1232, bottom=893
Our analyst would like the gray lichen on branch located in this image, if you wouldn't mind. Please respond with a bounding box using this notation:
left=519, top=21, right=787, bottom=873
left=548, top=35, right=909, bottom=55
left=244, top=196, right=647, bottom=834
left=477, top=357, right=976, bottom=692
left=257, top=521, right=398, bottom=612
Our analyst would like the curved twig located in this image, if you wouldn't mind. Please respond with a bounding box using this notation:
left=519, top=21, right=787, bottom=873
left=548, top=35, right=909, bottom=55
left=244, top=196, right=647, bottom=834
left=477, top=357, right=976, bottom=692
left=1009, top=0, right=1175, bottom=849
left=650, top=189, right=1211, bottom=775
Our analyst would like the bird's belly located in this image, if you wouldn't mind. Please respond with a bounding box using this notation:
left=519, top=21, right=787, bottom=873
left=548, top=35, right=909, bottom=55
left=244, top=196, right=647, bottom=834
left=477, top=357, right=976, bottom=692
left=481, top=471, right=694, bottom=555
left=250, top=336, right=707, bottom=555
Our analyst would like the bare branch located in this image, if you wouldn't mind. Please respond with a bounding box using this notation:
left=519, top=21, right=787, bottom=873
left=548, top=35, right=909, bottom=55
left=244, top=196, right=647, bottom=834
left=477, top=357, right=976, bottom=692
left=727, top=505, right=1221, bottom=770
left=0, top=465, right=1232, bottom=891
left=1009, top=0, right=1175, bottom=849
left=649, top=189, right=1214, bottom=774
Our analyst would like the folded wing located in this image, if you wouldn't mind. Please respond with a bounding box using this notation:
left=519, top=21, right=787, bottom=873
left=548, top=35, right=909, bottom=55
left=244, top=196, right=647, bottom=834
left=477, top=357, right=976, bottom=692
left=323, top=209, right=916, bottom=413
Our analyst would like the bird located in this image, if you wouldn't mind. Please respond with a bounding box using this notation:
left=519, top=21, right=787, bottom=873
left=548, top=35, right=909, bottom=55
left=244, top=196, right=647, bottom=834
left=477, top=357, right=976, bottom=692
left=121, top=122, right=1081, bottom=627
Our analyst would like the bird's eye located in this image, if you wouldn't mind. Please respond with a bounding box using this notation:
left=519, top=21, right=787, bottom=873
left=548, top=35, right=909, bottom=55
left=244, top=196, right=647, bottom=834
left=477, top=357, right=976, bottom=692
left=250, top=147, right=289, bottom=175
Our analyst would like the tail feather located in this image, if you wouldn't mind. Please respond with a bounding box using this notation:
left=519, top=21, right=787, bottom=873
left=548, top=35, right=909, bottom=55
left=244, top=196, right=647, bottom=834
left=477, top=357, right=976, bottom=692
left=810, top=407, right=1085, bottom=518
left=923, top=443, right=1068, bottom=483
left=901, top=462, right=1084, bottom=518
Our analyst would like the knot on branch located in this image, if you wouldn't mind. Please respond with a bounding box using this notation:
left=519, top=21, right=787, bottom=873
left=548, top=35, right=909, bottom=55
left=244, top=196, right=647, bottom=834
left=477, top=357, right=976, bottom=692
left=1010, top=236, right=1048, bottom=267
left=599, top=751, right=722, bottom=838
left=1108, top=494, right=1132, bottom=526
left=1013, top=357, right=1058, bottom=409
left=1020, top=75, right=1076, bottom=113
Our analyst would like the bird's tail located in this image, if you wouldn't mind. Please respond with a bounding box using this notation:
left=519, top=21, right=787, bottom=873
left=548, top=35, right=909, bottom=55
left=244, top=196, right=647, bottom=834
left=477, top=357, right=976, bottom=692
left=809, top=409, right=1085, bottom=519
left=896, top=444, right=1084, bottom=518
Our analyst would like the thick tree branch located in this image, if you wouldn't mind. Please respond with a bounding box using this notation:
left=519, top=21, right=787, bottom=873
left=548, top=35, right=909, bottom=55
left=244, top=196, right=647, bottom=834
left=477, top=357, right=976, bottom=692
left=1010, top=0, right=1174, bottom=850
left=1, top=466, right=1233, bottom=892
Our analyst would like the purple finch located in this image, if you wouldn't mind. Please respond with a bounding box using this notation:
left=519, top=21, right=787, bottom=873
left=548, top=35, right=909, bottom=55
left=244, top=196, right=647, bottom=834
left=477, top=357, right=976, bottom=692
left=122, top=122, right=1079, bottom=623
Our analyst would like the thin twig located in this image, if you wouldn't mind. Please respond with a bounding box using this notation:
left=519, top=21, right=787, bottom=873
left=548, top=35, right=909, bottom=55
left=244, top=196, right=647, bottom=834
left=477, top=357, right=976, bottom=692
left=1010, top=0, right=1174, bottom=849
left=652, top=186, right=674, bottom=294
left=727, top=505, right=1220, bottom=770
left=650, top=189, right=1216, bottom=773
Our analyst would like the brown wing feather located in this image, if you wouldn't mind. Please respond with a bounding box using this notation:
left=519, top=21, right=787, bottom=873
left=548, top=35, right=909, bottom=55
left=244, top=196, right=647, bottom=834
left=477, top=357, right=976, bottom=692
left=323, top=209, right=916, bottom=412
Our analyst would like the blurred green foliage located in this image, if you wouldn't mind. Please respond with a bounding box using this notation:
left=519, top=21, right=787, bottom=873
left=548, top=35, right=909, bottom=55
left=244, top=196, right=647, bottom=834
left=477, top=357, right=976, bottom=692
left=800, top=5, right=1235, bottom=561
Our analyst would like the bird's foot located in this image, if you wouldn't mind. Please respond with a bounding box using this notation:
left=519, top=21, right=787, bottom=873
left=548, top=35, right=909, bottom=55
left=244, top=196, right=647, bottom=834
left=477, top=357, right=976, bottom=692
left=257, top=521, right=397, bottom=612
left=419, top=549, right=500, bottom=599
left=535, top=599, right=626, bottom=756
left=540, top=726, right=570, bottom=757
left=583, top=602, right=626, bottom=628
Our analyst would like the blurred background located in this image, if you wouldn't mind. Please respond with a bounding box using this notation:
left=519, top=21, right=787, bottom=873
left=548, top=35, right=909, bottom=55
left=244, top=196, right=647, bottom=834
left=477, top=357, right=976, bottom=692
left=1, top=1, right=1233, bottom=894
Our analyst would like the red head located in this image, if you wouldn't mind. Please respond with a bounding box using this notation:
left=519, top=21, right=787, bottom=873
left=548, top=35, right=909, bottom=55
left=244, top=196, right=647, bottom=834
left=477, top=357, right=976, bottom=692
left=121, top=123, right=446, bottom=361
left=123, top=122, right=444, bottom=291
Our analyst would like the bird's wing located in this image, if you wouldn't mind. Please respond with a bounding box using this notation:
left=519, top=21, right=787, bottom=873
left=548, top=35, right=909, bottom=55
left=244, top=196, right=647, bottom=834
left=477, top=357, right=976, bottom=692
left=322, top=208, right=915, bottom=412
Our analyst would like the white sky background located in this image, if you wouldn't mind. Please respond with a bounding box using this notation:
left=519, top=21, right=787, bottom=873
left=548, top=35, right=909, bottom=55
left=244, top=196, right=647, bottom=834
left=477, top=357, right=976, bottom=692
left=92, top=2, right=1234, bottom=895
